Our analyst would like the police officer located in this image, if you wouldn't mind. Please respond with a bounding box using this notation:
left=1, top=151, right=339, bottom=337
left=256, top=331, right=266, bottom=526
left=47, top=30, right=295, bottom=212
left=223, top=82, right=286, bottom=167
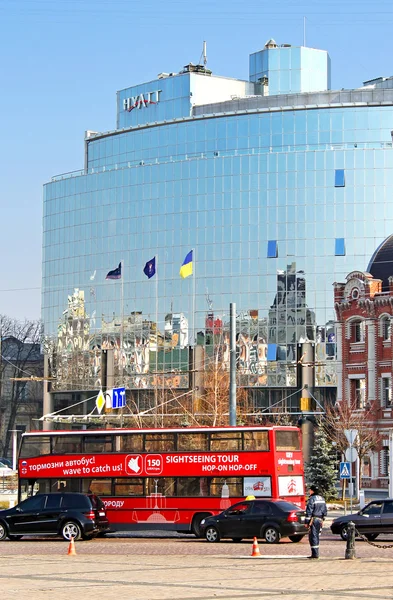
left=305, top=485, right=327, bottom=559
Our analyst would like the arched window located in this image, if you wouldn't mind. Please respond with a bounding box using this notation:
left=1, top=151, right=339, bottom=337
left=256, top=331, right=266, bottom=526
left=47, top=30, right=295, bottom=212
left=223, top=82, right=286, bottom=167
left=352, top=319, right=365, bottom=343
left=381, top=316, right=391, bottom=341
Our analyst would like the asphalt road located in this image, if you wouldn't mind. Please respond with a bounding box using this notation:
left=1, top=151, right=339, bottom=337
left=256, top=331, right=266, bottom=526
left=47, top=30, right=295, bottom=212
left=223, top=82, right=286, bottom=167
left=2, top=529, right=393, bottom=558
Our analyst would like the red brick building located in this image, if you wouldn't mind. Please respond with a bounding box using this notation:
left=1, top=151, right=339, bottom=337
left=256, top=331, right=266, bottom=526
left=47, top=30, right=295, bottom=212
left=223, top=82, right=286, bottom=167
left=334, top=269, right=393, bottom=490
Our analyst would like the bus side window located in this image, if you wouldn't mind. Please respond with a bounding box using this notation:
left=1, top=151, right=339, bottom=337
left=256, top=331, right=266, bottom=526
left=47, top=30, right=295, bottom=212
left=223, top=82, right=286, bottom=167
left=243, top=431, right=269, bottom=451
left=117, top=434, right=143, bottom=453
left=83, top=479, right=112, bottom=496
left=177, top=478, right=203, bottom=497
left=210, top=477, right=243, bottom=497
left=146, top=478, right=175, bottom=497
left=145, top=434, right=175, bottom=452
left=52, top=436, right=82, bottom=454
left=177, top=433, right=208, bottom=451
left=114, top=478, right=144, bottom=496
left=210, top=433, right=242, bottom=451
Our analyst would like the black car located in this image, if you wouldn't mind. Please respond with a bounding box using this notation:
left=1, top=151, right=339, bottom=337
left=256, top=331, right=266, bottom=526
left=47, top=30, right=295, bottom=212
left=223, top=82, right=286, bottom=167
left=331, top=499, right=393, bottom=540
left=200, top=499, right=307, bottom=544
left=0, top=493, right=110, bottom=541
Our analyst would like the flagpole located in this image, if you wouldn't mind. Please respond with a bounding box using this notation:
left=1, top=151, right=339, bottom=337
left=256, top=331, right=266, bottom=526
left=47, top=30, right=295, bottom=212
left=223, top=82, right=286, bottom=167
left=155, top=255, right=158, bottom=416
left=120, top=258, right=124, bottom=385
left=192, top=248, right=196, bottom=346
left=192, top=248, right=196, bottom=415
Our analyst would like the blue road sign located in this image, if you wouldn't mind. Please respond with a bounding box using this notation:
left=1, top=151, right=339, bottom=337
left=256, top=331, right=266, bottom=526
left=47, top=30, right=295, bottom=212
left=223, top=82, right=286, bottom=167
left=340, top=461, right=351, bottom=479
left=112, top=387, right=126, bottom=409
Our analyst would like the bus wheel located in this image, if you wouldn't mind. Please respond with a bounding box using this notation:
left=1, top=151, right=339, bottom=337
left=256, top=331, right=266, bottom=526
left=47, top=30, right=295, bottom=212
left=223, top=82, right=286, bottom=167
left=61, top=521, right=82, bottom=541
left=205, top=526, right=220, bottom=543
left=263, top=527, right=281, bottom=544
left=191, top=513, right=211, bottom=538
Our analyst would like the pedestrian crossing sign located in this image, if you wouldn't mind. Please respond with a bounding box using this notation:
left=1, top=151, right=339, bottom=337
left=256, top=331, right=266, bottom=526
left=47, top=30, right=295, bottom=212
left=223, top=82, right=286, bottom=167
left=340, top=461, right=351, bottom=479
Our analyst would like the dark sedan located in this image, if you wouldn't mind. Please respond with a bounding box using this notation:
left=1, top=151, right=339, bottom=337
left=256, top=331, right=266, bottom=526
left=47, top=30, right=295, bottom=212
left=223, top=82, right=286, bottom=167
left=0, top=492, right=110, bottom=541
left=200, top=499, right=307, bottom=543
left=331, top=499, right=393, bottom=540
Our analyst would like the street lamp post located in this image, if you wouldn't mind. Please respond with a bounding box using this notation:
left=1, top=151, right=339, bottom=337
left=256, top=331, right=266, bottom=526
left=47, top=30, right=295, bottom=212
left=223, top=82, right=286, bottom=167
left=8, top=429, right=22, bottom=471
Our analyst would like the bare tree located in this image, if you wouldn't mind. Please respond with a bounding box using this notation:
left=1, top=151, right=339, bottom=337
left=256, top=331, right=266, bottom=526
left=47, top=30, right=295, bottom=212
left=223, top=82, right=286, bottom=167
left=0, top=316, right=43, bottom=457
left=322, top=401, right=381, bottom=472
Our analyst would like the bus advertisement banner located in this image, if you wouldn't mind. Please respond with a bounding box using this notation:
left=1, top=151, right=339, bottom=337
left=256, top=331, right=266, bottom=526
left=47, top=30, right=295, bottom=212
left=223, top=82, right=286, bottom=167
left=20, top=451, right=276, bottom=479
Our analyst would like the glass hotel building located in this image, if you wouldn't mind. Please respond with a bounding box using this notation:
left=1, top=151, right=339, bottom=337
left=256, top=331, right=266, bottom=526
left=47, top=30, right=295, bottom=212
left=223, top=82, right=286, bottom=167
left=42, top=39, right=393, bottom=421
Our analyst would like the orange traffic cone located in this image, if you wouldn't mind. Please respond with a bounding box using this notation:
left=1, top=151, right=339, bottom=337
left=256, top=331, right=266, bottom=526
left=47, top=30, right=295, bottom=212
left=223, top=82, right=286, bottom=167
left=251, top=537, right=261, bottom=557
left=67, top=537, right=77, bottom=556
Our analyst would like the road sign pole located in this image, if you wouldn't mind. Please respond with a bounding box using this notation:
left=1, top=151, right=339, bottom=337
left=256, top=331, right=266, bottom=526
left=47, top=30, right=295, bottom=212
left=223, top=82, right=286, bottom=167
left=389, top=430, right=393, bottom=498
left=349, top=453, right=353, bottom=513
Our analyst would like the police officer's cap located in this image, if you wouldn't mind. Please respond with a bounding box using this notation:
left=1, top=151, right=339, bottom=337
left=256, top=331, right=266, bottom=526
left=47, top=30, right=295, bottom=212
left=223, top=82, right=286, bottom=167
left=310, top=485, right=319, bottom=494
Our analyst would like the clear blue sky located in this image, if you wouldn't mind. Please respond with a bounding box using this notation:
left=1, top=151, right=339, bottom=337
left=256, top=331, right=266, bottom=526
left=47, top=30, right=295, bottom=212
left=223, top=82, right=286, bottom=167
left=0, top=0, right=392, bottom=321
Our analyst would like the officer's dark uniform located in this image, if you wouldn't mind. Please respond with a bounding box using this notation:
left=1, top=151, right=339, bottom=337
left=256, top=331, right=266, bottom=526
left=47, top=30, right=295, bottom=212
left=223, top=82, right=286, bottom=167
left=305, top=486, right=327, bottom=559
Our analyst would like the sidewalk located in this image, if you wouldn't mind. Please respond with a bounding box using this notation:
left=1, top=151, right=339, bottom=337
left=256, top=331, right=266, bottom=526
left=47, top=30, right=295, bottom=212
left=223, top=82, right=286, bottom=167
left=0, top=552, right=392, bottom=600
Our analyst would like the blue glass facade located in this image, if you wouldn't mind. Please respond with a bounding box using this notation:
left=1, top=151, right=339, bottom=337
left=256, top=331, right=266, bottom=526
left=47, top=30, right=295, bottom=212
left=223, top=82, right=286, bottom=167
left=249, top=42, right=331, bottom=95
left=42, top=42, right=393, bottom=413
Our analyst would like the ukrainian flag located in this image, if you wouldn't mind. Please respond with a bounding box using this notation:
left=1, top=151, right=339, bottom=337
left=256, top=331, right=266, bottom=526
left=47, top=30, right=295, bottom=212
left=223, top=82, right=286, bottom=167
left=179, top=250, right=193, bottom=279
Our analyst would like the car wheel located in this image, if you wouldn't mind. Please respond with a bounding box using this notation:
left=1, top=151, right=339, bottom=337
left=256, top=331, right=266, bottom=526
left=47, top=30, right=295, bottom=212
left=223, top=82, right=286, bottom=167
left=340, top=525, right=349, bottom=541
left=0, top=521, right=8, bottom=541
left=205, top=526, right=221, bottom=543
left=232, top=537, right=243, bottom=543
left=61, top=521, right=82, bottom=542
left=288, top=535, right=304, bottom=543
left=8, top=535, right=23, bottom=541
left=365, top=533, right=379, bottom=541
left=264, top=527, right=281, bottom=544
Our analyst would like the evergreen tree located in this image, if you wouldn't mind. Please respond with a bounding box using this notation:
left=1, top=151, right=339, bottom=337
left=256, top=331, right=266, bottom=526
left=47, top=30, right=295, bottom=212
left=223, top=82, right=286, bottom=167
left=305, top=426, right=338, bottom=500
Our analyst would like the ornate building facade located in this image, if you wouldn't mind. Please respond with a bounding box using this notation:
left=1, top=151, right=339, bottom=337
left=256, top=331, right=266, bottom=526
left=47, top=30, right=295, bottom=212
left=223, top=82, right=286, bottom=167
left=334, top=237, right=393, bottom=489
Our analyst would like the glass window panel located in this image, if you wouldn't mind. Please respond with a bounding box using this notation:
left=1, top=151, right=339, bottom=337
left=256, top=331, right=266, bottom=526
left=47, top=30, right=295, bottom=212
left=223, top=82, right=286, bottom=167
left=275, top=430, right=300, bottom=451
left=209, top=477, right=243, bottom=497
left=177, top=477, right=208, bottom=497
left=83, top=435, right=113, bottom=453
left=114, top=478, right=144, bottom=496
left=210, top=432, right=242, bottom=451
left=267, top=240, right=278, bottom=258
left=267, top=344, right=277, bottom=361
left=146, top=477, right=175, bottom=496
left=52, top=435, right=82, bottom=454
left=145, top=434, right=176, bottom=452
left=20, top=436, right=51, bottom=458
left=335, top=169, right=345, bottom=187
left=117, top=435, right=144, bottom=452
left=243, top=431, right=269, bottom=451
left=335, top=238, right=346, bottom=256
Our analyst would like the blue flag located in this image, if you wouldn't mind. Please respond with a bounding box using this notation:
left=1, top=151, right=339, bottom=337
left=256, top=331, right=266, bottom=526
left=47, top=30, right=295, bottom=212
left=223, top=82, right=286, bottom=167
left=106, top=263, right=122, bottom=280
left=143, top=257, right=156, bottom=279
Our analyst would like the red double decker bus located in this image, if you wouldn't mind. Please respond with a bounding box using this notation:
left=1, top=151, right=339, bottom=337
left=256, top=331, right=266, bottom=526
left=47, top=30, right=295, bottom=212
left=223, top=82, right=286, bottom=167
left=18, top=426, right=305, bottom=536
